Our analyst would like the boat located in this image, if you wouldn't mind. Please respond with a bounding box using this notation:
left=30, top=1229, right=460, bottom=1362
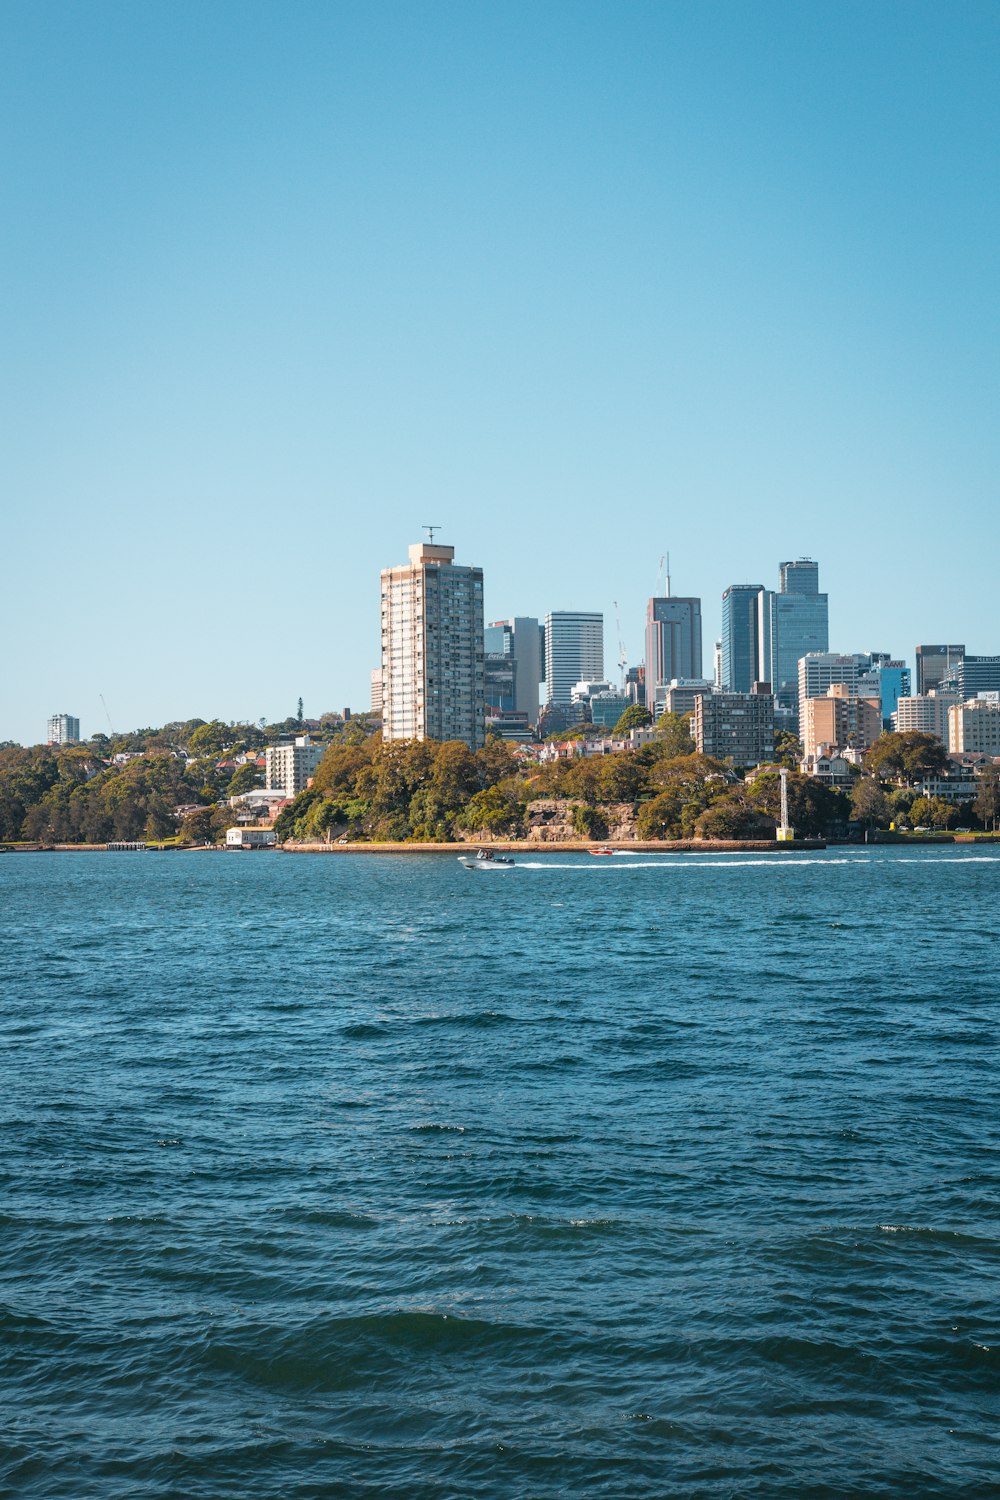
left=588, top=847, right=615, bottom=856
left=457, top=848, right=515, bottom=870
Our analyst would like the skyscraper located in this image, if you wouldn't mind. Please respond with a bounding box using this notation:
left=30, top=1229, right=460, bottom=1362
left=915, top=644, right=965, bottom=696
left=544, top=612, right=603, bottom=706
left=380, top=540, right=485, bottom=749
left=47, top=714, right=79, bottom=745
left=645, top=597, right=702, bottom=716
left=720, top=585, right=762, bottom=692
left=757, top=559, right=829, bottom=724
left=485, top=617, right=544, bottom=722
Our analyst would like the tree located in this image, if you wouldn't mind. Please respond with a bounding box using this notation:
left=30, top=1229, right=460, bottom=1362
left=460, top=785, right=524, bottom=838
left=652, top=711, right=695, bottom=758
left=572, top=803, right=608, bottom=839
left=613, top=704, right=652, bottom=735
left=974, top=765, right=1000, bottom=832
left=865, top=732, right=947, bottom=785
left=773, top=731, right=802, bottom=768
left=695, top=797, right=775, bottom=840
left=636, top=792, right=680, bottom=840
left=909, top=795, right=956, bottom=830
left=227, top=763, right=260, bottom=797
left=851, top=776, right=889, bottom=830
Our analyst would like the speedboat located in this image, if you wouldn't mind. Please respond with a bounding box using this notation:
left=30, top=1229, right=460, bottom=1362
left=588, top=847, right=615, bottom=856
left=457, top=848, right=515, bottom=870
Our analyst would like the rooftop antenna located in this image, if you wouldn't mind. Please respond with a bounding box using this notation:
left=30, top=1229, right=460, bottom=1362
left=423, top=524, right=441, bottom=543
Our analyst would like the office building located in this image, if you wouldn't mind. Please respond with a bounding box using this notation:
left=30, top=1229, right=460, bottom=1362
left=47, top=714, right=80, bottom=745
left=485, top=617, right=544, bottom=722
left=947, top=695, right=1000, bottom=755
left=892, top=691, right=960, bottom=741
left=856, top=658, right=911, bottom=728
left=265, top=737, right=325, bottom=799
left=645, top=596, right=702, bottom=717
left=798, top=653, right=863, bottom=705
left=545, top=612, right=603, bottom=707
left=693, top=685, right=774, bottom=768
left=381, top=540, right=485, bottom=749
left=915, top=644, right=965, bottom=696
left=370, top=669, right=383, bottom=716
left=484, top=652, right=517, bottom=713
left=664, top=678, right=714, bottom=716
left=801, top=684, right=882, bottom=759
left=720, top=585, right=762, bottom=692
left=756, top=559, right=829, bottom=724
left=941, top=655, right=1000, bottom=700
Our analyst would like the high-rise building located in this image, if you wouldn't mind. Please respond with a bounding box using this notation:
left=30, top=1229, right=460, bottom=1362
left=485, top=617, right=544, bottom=722
left=941, top=655, right=1000, bottom=700
left=801, top=685, right=882, bottom=759
left=948, top=694, right=1000, bottom=754
left=720, top=585, right=762, bottom=692
left=915, top=644, right=965, bottom=696
left=265, top=737, right=325, bottom=799
left=856, top=659, right=911, bottom=728
left=370, top=669, right=383, bottom=716
left=381, top=540, right=485, bottom=748
left=693, top=685, right=774, bottom=767
left=756, top=559, right=829, bottom=724
left=892, top=691, right=959, bottom=741
left=645, top=596, right=702, bottom=716
left=544, top=612, right=603, bottom=707
left=484, top=652, right=516, bottom=713
left=798, top=652, right=862, bottom=706
left=47, top=714, right=79, bottom=745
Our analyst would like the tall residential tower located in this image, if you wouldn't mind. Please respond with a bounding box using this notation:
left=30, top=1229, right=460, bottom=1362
left=380, top=540, right=485, bottom=749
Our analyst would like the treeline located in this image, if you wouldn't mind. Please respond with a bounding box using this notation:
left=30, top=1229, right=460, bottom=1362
left=0, top=747, right=214, bottom=843
left=273, top=730, right=852, bottom=843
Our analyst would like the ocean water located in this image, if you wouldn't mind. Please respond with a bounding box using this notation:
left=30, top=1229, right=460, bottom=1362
left=2, top=847, right=999, bottom=1498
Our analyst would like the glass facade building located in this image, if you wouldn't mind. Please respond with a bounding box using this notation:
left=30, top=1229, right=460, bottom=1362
left=720, top=585, right=762, bottom=692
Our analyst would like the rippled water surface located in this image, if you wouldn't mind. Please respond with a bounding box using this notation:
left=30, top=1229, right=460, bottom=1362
left=3, top=848, right=1000, bottom=1497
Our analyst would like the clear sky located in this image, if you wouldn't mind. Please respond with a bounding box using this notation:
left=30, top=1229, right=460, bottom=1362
left=2, top=0, right=998, bottom=744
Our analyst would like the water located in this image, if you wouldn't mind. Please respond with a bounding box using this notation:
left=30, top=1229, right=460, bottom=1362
left=2, top=848, right=999, bottom=1497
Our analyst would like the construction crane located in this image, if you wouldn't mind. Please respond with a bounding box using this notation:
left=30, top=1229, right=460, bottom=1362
left=99, top=694, right=116, bottom=737
left=613, top=601, right=628, bottom=690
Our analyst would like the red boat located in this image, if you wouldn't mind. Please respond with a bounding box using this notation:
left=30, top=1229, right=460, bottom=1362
left=588, top=847, right=615, bottom=856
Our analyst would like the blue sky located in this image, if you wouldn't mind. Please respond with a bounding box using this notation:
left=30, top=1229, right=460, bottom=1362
left=2, top=0, right=997, bottom=743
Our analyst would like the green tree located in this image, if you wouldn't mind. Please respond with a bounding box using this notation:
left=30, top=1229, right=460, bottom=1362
left=460, top=785, right=525, bottom=837
left=613, top=704, right=652, bottom=735
left=974, top=765, right=1000, bottom=832
left=188, top=721, right=232, bottom=758
left=851, top=776, right=889, bottom=830
left=773, top=731, right=802, bottom=768
left=227, top=763, right=261, bottom=797
left=652, top=711, right=695, bottom=758
left=572, top=803, right=609, bottom=839
left=695, top=797, right=774, bottom=840
left=865, top=732, right=947, bottom=785
left=636, top=792, right=681, bottom=840
left=909, top=794, right=955, bottom=830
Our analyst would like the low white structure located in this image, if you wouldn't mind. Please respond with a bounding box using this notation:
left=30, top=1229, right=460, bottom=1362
left=226, top=827, right=277, bottom=848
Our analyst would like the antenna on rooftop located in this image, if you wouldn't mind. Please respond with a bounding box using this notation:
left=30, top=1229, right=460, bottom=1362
left=655, top=553, right=671, bottom=598
left=423, top=524, right=442, bottom=543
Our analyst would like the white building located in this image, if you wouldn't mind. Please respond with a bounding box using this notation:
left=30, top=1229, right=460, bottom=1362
left=226, top=827, right=277, bottom=848
left=381, top=541, right=485, bottom=749
left=265, top=737, right=325, bottom=799
left=948, top=695, right=1000, bottom=755
left=892, top=691, right=960, bottom=742
left=370, top=668, right=383, bottom=716
left=47, top=713, right=80, bottom=745
left=545, top=611, right=603, bottom=707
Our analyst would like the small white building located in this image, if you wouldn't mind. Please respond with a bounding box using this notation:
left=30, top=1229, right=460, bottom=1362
left=948, top=695, right=1000, bottom=755
left=226, top=827, right=277, bottom=848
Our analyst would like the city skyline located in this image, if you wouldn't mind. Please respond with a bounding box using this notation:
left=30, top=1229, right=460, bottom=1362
left=3, top=3, right=999, bottom=744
